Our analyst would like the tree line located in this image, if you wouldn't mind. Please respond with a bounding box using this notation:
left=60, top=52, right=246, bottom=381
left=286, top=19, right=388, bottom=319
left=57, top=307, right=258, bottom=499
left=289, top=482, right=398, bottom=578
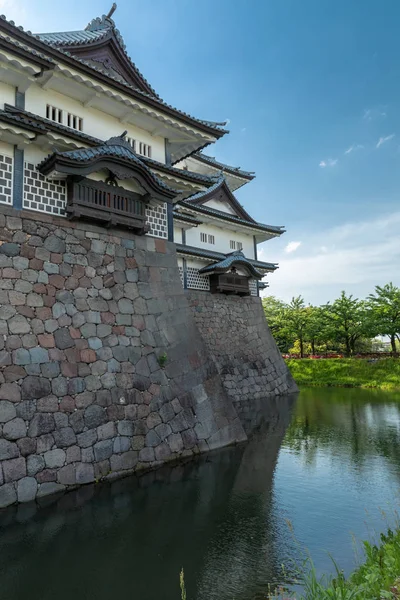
left=262, top=283, right=400, bottom=357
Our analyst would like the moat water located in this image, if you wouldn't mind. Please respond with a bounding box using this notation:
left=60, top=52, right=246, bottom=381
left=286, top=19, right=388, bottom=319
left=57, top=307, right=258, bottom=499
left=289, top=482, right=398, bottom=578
left=1, top=387, right=400, bottom=600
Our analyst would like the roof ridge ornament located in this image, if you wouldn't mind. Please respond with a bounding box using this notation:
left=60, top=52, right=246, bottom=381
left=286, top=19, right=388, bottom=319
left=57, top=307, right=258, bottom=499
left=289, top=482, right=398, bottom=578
left=85, top=3, right=118, bottom=32
left=105, top=130, right=132, bottom=150
left=107, top=3, right=117, bottom=19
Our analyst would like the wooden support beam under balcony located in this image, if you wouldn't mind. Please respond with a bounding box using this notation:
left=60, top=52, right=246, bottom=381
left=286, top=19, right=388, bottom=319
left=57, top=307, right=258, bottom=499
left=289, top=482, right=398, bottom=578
left=209, top=273, right=250, bottom=296
left=66, top=178, right=150, bottom=233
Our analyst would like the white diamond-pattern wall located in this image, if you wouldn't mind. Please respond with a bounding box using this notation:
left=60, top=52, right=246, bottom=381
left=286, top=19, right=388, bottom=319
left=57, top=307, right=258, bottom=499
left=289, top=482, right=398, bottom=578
left=249, top=279, right=258, bottom=296
left=178, top=266, right=184, bottom=287
left=23, top=163, right=66, bottom=216
left=0, top=154, right=13, bottom=205
left=187, top=267, right=210, bottom=291
left=145, top=202, right=167, bottom=239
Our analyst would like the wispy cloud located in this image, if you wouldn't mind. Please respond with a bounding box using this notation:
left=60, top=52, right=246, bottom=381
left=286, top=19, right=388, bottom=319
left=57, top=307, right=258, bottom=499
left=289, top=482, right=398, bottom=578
left=363, top=108, right=387, bottom=121
left=260, top=211, right=400, bottom=304
left=284, top=241, right=302, bottom=254
left=376, top=134, right=395, bottom=149
left=344, top=144, right=364, bottom=155
left=319, top=158, right=338, bottom=168
left=241, top=127, right=247, bottom=133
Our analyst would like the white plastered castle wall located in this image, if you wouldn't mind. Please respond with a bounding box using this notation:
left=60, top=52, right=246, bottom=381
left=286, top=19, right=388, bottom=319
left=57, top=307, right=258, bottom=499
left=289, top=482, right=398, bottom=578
left=25, top=85, right=166, bottom=163
left=0, top=82, right=15, bottom=107
left=185, top=222, right=255, bottom=259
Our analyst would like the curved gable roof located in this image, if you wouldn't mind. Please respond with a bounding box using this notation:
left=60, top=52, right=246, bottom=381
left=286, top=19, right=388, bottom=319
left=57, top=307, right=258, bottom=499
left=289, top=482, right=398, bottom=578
left=184, top=176, right=255, bottom=222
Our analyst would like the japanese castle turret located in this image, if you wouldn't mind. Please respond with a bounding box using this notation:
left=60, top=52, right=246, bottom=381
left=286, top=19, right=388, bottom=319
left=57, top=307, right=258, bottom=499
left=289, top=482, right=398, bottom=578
left=0, top=4, right=283, bottom=297
left=0, top=5, right=297, bottom=508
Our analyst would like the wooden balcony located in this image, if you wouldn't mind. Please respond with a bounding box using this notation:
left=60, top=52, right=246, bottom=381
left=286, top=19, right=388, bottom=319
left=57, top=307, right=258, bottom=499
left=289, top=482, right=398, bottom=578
left=210, top=273, right=250, bottom=296
left=66, top=178, right=150, bottom=233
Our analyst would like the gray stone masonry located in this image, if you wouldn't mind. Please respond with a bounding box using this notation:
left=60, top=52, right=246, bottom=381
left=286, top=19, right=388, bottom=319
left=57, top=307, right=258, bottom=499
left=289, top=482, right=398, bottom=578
left=187, top=292, right=298, bottom=405
left=0, top=206, right=261, bottom=508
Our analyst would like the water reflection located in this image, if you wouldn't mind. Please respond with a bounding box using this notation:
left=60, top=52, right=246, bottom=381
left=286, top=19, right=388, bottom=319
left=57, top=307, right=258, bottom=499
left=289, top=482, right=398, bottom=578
left=1, top=388, right=400, bottom=600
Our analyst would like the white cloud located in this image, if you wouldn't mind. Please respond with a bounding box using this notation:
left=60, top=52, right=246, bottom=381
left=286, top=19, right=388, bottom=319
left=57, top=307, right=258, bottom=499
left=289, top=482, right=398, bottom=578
left=319, top=158, right=338, bottom=168
left=260, top=211, right=400, bottom=304
left=363, top=108, right=387, bottom=121
left=344, top=144, right=364, bottom=154
left=241, top=127, right=247, bottom=133
left=376, top=134, right=395, bottom=148
left=284, top=241, right=302, bottom=254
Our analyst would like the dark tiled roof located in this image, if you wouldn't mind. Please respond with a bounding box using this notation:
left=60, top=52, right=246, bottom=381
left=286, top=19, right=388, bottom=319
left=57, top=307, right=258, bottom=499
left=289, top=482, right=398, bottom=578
left=258, top=281, right=269, bottom=289
left=0, top=105, right=217, bottom=187
left=193, top=152, right=255, bottom=179
left=0, top=15, right=228, bottom=139
left=198, top=251, right=263, bottom=278
left=175, top=244, right=277, bottom=271
left=37, top=135, right=178, bottom=195
left=172, top=212, right=202, bottom=225
left=37, top=29, right=108, bottom=46
left=0, top=33, right=55, bottom=66
left=178, top=200, right=285, bottom=235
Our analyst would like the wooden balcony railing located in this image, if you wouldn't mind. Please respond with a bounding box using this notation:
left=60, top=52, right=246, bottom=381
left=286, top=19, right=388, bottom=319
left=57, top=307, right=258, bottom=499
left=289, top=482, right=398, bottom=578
left=66, top=178, right=150, bottom=233
left=210, top=273, right=250, bottom=296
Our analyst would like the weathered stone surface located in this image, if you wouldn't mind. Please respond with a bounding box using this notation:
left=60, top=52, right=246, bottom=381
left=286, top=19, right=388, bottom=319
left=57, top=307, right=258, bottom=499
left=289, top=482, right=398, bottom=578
left=117, top=420, right=134, bottom=436
left=44, top=449, right=66, bottom=468
left=53, top=427, right=77, bottom=448
left=77, top=429, right=97, bottom=448
left=17, top=437, right=37, bottom=456
left=37, top=482, right=65, bottom=498
left=3, top=457, right=26, bottom=482
left=53, top=328, right=75, bottom=349
left=0, top=483, right=17, bottom=508
left=9, top=315, right=30, bottom=334
left=139, top=447, right=155, bottom=462
left=22, top=376, right=51, bottom=400
left=3, top=418, right=27, bottom=440
left=0, top=439, right=19, bottom=460
left=57, top=464, right=76, bottom=485
left=145, top=430, right=161, bottom=448
left=0, top=400, right=16, bottom=423
left=84, top=405, right=106, bottom=429
left=154, top=442, right=171, bottom=461
left=168, top=433, right=184, bottom=453
left=17, top=477, right=38, bottom=503
left=93, top=439, right=113, bottom=462
left=76, top=462, right=94, bottom=484
left=27, top=454, right=45, bottom=476
left=28, top=413, right=55, bottom=437
left=110, top=451, right=137, bottom=471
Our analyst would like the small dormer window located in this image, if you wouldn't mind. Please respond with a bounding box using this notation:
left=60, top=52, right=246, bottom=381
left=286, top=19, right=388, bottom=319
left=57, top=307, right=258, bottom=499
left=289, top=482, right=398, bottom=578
left=230, top=240, right=243, bottom=250
left=67, top=112, right=83, bottom=132
left=46, top=104, right=63, bottom=124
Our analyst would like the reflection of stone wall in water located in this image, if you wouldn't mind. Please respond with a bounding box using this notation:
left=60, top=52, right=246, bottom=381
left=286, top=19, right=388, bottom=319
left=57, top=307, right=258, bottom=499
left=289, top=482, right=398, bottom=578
left=187, top=292, right=298, bottom=405
left=0, top=395, right=295, bottom=600
left=0, top=207, right=295, bottom=509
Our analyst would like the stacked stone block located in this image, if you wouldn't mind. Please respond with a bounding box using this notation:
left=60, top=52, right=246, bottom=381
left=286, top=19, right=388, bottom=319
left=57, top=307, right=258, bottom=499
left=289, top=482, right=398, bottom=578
left=0, top=207, right=246, bottom=508
left=187, top=292, right=298, bottom=405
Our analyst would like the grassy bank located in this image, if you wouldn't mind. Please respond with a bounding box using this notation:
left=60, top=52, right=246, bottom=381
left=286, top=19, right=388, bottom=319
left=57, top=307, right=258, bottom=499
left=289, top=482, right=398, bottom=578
left=286, top=358, right=400, bottom=391
left=272, top=527, right=400, bottom=599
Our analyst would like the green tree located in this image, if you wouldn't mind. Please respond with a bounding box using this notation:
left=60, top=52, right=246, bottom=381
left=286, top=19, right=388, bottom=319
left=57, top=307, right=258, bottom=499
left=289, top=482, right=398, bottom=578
left=368, top=283, right=400, bottom=353
left=325, top=291, right=368, bottom=356
left=305, top=305, right=330, bottom=354
left=284, top=295, right=310, bottom=358
left=262, top=296, right=291, bottom=352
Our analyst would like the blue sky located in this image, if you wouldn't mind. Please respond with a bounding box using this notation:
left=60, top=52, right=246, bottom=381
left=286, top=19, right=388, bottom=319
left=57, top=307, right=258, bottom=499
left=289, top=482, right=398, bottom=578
left=2, top=0, right=400, bottom=303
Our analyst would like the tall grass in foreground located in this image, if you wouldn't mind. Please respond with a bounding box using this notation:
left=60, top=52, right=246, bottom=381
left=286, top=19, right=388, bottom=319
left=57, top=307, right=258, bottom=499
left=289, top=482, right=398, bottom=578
left=268, top=527, right=400, bottom=599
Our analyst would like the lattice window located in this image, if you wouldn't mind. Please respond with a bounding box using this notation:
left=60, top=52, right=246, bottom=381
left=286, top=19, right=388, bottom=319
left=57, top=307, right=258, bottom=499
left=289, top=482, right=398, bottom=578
left=0, top=154, right=13, bottom=205
left=145, top=202, right=167, bottom=238
left=23, top=162, right=66, bottom=216
left=187, top=267, right=210, bottom=291
left=46, top=104, right=63, bottom=124
left=127, top=137, right=136, bottom=151
left=208, top=234, right=215, bottom=245
left=200, top=232, right=207, bottom=243
left=138, top=142, right=152, bottom=158
left=230, top=240, right=243, bottom=250
left=67, top=112, right=83, bottom=131
left=178, top=266, right=184, bottom=287
left=249, top=279, right=258, bottom=296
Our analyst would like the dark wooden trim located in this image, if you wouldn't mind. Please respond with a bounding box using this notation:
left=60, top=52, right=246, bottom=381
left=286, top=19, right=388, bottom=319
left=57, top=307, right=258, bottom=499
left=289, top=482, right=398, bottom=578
left=165, top=139, right=172, bottom=166
left=182, top=228, right=186, bottom=245
left=182, top=258, right=188, bottom=289
left=15, top=90, right=25, bottom=110
left=167, top=202, right=174, bottom=241
left=253, top=235, right=258, bottom=260
left=12, top=147, right=24, bottom=210
left=66, top=177, right=149, bottom=233
left=209, top=273, right=250, bottom=296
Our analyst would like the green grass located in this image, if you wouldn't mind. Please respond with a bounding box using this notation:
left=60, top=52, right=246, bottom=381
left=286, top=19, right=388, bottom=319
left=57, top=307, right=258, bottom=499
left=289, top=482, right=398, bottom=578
left=271, top=527, right=400, bottom=599
left=286, top=358, right=400, bottom=391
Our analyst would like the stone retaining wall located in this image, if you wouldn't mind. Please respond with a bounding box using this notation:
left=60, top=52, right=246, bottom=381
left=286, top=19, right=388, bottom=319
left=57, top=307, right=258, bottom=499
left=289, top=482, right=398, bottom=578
left=0, top=207, right=247, bottom=508
left=187, top=292, right=298, bottom=405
